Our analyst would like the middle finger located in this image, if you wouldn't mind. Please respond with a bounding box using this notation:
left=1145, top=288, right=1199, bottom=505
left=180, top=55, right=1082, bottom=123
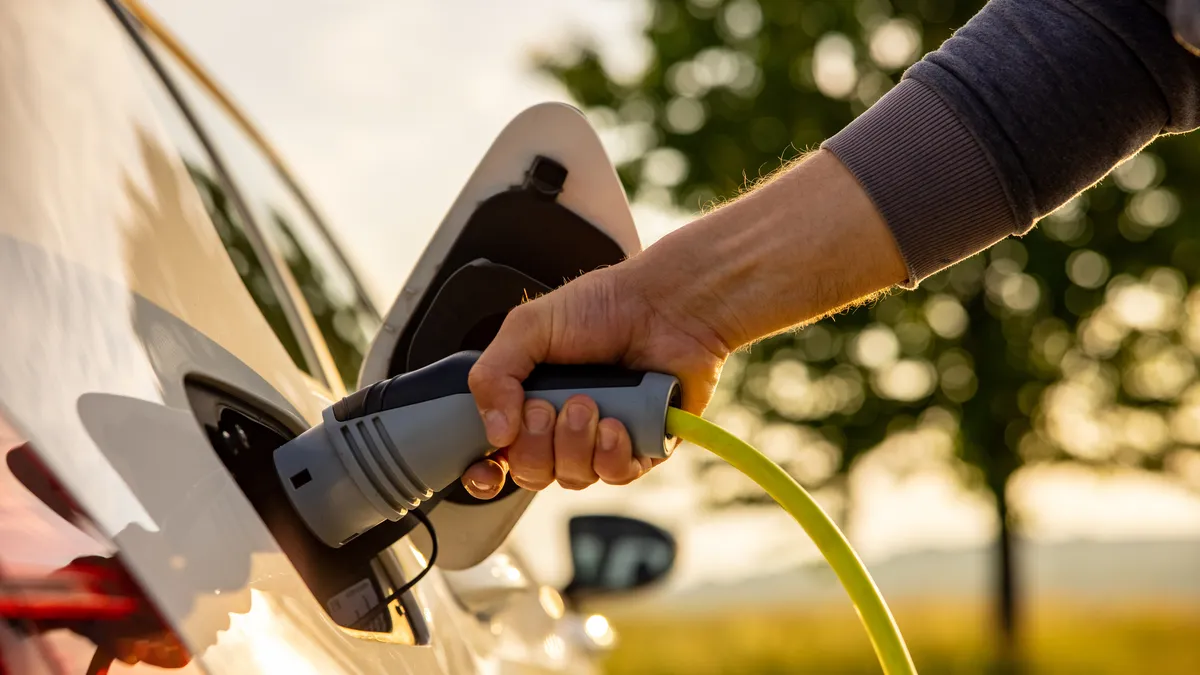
left=553, top=395, right=599, bottom=489
left=508, top=399, right=557, bottom=490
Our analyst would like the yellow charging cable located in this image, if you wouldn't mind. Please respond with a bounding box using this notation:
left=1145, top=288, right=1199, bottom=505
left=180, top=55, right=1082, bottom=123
left=665, top=408, right=917, bottom=675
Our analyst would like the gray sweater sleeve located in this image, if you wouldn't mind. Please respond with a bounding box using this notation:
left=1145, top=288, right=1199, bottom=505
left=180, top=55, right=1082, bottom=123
left=823, top=0, right=1200, bottom=287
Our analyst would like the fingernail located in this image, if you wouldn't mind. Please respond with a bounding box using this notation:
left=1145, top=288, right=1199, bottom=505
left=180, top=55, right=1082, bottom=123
left=524, top=406, right=552, bottom=433
left=470, top=478, right=496, bottom=493
left=599, top=425, right=617, bottom=453
left=567, top=403, right=591, bottom=431
left=483, top=409, right=509, bottom=444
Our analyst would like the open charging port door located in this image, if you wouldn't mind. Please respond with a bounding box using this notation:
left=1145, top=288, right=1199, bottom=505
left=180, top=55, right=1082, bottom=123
left=359, top=102, right=641, bottom=570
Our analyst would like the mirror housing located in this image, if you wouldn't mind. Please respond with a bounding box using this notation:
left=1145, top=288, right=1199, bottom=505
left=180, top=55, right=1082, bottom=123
left=564, top=515, right=675, bottom=600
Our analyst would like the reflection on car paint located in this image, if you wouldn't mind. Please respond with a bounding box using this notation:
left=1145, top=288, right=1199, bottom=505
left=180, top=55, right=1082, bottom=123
left=0, top=427, right=205, bottom=674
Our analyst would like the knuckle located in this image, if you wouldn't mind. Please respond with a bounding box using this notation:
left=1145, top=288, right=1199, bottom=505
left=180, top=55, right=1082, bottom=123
left=555, top=462, right=599, bottom=485
left=554, top=445, right=599, bottom=482
left=505, top=302, right=542, bottom=332
left=466, top=362, right=495, bottom=395
left=554, top=446, right=594, bottom=471
left=508, top=452, right=553, bottom=477
left=598, top=462, right=641, bottom=485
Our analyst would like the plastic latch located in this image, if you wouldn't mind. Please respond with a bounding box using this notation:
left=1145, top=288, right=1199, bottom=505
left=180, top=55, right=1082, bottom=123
left=522, top=155, right=568, bottom=200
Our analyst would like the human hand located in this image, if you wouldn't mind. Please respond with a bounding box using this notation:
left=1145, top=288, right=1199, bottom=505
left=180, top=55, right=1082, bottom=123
left=461, top=257, right=732, bottom=498
left=460, top=151, right=904, bottom=499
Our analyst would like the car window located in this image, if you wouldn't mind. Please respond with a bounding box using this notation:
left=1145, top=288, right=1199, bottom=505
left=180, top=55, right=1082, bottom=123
left=128, top=33, right=317, bottom=379
left=144, top=41, right=381, bottom=389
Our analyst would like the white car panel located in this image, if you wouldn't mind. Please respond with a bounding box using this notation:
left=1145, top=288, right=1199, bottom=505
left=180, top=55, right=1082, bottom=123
left=0, top=1, right=605, bottom=674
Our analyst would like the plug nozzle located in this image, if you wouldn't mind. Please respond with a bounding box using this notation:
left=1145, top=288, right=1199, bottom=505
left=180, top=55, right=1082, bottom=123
left=274, top=422, right=395, bottom=547
left=274, top=352, right=680, bottom=549
left=275, top=395, right=487, bottom=548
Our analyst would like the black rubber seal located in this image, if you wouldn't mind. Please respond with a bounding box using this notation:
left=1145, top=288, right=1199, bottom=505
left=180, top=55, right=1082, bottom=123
left=334, top=352, right=479, bottom=421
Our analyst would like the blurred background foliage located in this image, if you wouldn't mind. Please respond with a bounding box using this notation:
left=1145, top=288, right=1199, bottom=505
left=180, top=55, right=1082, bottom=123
left=540, top=0, right=1200, bottom=670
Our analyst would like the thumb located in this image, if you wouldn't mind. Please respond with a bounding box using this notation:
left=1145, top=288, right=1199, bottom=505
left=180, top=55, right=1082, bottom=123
left=469, top=303, right=549, bottom=448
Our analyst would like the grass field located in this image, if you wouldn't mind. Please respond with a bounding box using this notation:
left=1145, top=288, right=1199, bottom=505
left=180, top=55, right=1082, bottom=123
left=599, top=600, right=1200, bottom=674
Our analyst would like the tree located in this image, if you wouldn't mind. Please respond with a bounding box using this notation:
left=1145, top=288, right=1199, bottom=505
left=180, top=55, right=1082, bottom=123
left=540, top=0, right=1200, bottom=665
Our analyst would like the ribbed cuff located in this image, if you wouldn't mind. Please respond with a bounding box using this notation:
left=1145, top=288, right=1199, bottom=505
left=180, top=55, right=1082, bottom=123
left=823, top=79, right=1017, bottom=288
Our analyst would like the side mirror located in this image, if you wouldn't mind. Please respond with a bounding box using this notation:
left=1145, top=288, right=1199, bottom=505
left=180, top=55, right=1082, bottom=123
left=564, top=515, right=675, bottom=600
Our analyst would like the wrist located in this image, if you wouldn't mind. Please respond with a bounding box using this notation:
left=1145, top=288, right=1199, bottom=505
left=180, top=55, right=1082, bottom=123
left=628, top=150, right=906, bottom=348
left=617, top=242, right=739, bottom=359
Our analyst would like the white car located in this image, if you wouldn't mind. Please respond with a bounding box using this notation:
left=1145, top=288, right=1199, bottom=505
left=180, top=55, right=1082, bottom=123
left=0, top=0, right=676, bottom=673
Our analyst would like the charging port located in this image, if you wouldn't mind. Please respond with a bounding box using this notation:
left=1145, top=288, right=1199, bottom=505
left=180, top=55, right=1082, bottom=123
left=185, top=378, right=429, bottom=641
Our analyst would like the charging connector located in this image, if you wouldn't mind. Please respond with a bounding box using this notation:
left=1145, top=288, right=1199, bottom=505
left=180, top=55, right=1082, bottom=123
left=275, top=351, right=680, bottom=548
left=272, top=352, right=916, bottom=674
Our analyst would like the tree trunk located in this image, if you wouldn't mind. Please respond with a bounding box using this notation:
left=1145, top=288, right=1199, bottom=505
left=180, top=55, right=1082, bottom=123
left=993, top=479, right=1020, bottom=672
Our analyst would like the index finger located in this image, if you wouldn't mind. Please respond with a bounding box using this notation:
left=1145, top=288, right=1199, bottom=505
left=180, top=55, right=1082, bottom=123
left=468, top=304, right=549, bottom=448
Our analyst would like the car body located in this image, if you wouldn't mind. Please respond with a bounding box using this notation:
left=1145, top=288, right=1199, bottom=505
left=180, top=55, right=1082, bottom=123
left=0, top=1, right=672, bottom=673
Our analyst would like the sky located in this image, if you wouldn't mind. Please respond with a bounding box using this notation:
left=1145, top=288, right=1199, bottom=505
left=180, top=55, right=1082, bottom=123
left=141, top=0, right=1200, bottom=589
left=140, top=0, right=669, bottom=307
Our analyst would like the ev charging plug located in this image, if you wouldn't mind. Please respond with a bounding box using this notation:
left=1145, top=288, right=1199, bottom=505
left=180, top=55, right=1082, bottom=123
left=274, top=351, right=680, bottom=548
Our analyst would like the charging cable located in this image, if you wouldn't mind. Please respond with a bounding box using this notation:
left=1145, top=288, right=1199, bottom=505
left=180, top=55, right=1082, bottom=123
left=666, top=408, right=917, bottom=675
left=351, top=508, right=437, bottom=631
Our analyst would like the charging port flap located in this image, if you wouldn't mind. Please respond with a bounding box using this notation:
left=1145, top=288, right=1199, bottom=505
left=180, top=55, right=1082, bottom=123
left=359, top=103, right=640, bottom=570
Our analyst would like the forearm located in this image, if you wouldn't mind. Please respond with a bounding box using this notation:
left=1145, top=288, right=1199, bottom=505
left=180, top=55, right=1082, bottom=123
left=628, top=150, right=905, bottom=350
left=827, top=0, right=1200, bottom=286
left=626, top=0, right=1200, bottom=351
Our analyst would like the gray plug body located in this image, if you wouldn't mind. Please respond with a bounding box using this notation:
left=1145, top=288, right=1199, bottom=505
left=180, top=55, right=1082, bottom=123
left=274, top=351, right=680, bottom=548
